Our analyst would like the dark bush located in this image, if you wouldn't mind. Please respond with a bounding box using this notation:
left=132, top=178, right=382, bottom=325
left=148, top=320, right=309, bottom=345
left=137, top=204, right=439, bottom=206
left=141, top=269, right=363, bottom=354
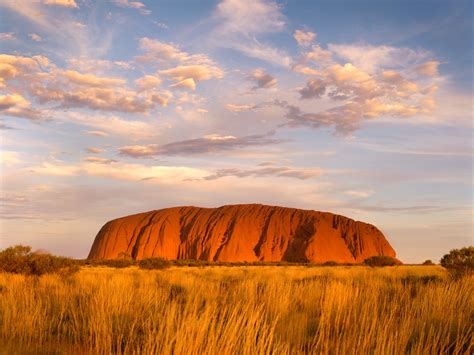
left=322, top=261, right=338, bottom=266
left=83, top=258, right=136, bottom=268
left=422, top=259, right=434, bottom=265
left=440, top=246, right=473, bottom=278
left=0, top=245, right=79, bottom=276
left=139, top=257, right=170, bottom=270
left=364, top=255, right=398, bottom=267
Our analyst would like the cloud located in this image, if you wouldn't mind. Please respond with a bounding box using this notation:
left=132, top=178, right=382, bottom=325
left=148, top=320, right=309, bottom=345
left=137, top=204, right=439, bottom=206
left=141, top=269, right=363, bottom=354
left=30, top=160, right=208, bottom=183
left=85, top=130, right=109, bottom=137
left=67, top=58, right=133, bottom=72
left=135, top=38, right=224, bottom=90
left=30, top=162, right=80, bottom=176
left=299, top=78, right=326, bottom=99
left=112, top=0, right=151, bottom=15
left=137, top=38, right=190, bottom=63
left=159, top=65, right=223, bottom=90
left=203, top=165, right=322, bottom=180
left=43, top=0, right=78, bottom=8
left=415, top=61, right=440, bottom=77
left=85, top=147, right=104, bottom=154
left=287, top=40, right=441, bottom=134
left=61, top=70, right=126, bottom=87
left=225, top=103, right=257, bottom=112
left=118, top=145, right=157, bottom=157
left=0, top=55, right=171, bottom=114
left=135, top=74, right=162, bottom=91
left=28, top=33, right=42, bottom=42
left=0, top=151, right=21, bottom=167
left=0, top=94, right=42, bottom=120
left=83, top=157, right=117, bottom=164
left=343, top=190, right=375, bottom=198
left=119, top=132, right=284, bottom=157
left=31, top=84, right=156, bottom=113
left=66, top=112, right=167, bottom=139
left=278, top=98, right=427, bottom=135
left=293, top=30, right=316, bottom=47
left=159, top=65, right=224, bottom=82
left=211, top=0, right=290, bottom=66
left=249, top=68, right=277, bottom=90
left=0, top=32, right=16, bottom=41
left=0, top=1, right=108, bottom=59
left=216, top=0, right=285, bottom=35
left=0, top=122, right=14, bottom=130
left=137, top=38, right=218, bottom=68
left=170, top=78, right=196, bottom=90
left=328, top=43, right=430, bottom=73
left=154, top=21, right=169, bottom=29
left=0, top=54, right=49, bottom=87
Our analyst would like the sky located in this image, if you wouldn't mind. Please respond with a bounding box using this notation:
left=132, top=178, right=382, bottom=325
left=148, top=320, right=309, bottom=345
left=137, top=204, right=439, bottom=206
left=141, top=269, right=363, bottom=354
left=0, top=0, right=472, bottom=263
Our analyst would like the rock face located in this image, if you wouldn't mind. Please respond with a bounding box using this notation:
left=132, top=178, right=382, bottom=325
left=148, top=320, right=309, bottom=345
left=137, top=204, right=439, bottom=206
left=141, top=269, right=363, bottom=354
left=88, top=204, right=396, bottom=263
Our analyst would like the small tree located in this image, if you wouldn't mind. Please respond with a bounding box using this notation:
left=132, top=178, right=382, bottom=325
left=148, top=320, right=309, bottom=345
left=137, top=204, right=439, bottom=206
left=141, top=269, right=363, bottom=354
left=440, top=246, right=473, bottom=277
left=364, top=255, right=397, bottom=267
left=422, top=259, right=434, bottom=265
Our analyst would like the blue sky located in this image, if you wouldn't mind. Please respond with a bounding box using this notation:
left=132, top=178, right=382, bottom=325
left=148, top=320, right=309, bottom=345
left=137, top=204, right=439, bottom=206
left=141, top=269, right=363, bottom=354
left=0, top=0, right=472, bottom=262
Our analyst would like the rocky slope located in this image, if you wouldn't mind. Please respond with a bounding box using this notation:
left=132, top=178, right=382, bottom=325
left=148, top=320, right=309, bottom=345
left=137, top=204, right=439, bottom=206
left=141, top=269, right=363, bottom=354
left=88, top=204, right=396, bottom=263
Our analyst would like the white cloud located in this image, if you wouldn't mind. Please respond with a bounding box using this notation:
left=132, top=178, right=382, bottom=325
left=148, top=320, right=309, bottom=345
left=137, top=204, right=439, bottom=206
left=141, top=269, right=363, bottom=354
left=249, top=68, right=277, bottom=89
left=85, top=130, right=109, bottom=137
left=28, top=33, right=42, bottom=42
left=293, top=30, right=316, bottom=47
left=415, top=61, right=441, bottom=77
left=137, top=38, right=190, bottom=63
left=83, top=157, right=117, bottom=164
left=0, top=94, right=42, bottom=120
left=43, top=0, right=78, bottom=8
left=0, top=32, right=16, bottom=41
left=119, top=132, right=283, bottom=157
left=135, top=74, right=162, bottom=91
left=170, top=78, right=196, bottom=90
left=204, top=165, right=322, bottom=180
left=0, top=55, right=171, bottom=114
left=328, top=43, right=430, bottom=73
left=66, top=113, right=166, bottom=139
left=29, top=160, right=209, bottom=183
left=212, top=0, right=290, bottom=67
left=61, top=70, right=126, bottom=87
left=0, top=151, right=21, bottom=167
left=225, top=103, right=256, bottom=112
left=216, top=0, right=285, bottom=35
left=159, top=65, right=223, bottom=90
left=85, top=147, right=104, bottom=154
left=344, top=190, right=375, bottom=198
left=111, top=0, right=150, bottom=15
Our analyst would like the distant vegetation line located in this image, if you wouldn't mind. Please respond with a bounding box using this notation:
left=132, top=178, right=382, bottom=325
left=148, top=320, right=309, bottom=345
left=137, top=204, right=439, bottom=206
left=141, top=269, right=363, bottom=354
left=0, top=245, right=473, bottom=276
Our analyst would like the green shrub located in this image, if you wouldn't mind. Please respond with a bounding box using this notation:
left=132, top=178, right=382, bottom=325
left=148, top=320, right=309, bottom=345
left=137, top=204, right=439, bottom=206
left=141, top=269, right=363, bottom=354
left=364, top=256, right=398, bottom=267
left=0, top=245, right=79, bottom=276
left=440, top=246, right=473, bottom=278
left=139, top=257, right=170, bottom=270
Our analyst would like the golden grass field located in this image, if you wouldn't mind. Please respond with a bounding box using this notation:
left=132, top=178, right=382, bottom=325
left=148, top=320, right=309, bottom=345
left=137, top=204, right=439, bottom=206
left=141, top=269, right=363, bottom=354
left=0, top=265, right=472, bottom=354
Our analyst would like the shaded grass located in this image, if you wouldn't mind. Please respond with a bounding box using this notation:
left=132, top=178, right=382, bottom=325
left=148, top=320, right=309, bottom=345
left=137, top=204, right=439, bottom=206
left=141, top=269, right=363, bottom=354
left=0, top=266, right=472, bottom=354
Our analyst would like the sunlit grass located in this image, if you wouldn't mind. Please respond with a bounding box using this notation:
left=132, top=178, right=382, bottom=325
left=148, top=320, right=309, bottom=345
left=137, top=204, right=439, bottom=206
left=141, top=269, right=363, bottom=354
left=0, top=265, right=472, bottom=354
